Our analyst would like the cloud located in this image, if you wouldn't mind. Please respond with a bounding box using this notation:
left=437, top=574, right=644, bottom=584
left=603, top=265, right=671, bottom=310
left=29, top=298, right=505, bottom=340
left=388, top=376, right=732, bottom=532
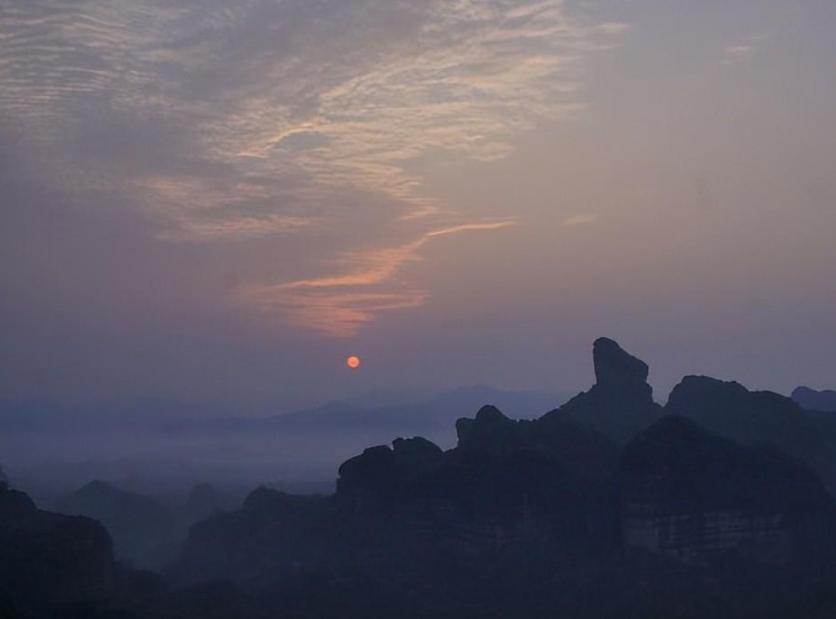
left=722, top=33, right=769, bottom=65
left=723, top=44, right=755, bottom=64
left=243, top=219, right=517, bottom=336
left=1, top=1, right=626, bottom=335
left=562, top=213, right=599, bottom=227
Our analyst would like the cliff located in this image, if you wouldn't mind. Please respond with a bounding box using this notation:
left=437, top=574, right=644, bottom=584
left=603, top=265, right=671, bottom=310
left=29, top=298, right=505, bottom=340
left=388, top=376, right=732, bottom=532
left=621, top=416, right=834, bottom=561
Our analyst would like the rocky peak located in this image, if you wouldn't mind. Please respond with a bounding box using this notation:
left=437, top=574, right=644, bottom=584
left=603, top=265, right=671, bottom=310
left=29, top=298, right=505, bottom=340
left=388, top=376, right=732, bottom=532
left=392, top=436, right=444, bottom=468
left=0, top=483, right=37, bottom=521
left=547, top=338, right=660, bottom=443
left=336, top=437, right=445, bottom=505
left=593, top=337, right=651, bottom=395
left=455, top=405, right=522, bottom=453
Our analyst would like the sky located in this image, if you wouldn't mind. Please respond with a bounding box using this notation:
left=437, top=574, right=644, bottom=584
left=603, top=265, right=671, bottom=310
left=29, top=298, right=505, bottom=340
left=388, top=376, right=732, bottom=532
left=2, top=0, right=835, bottom=413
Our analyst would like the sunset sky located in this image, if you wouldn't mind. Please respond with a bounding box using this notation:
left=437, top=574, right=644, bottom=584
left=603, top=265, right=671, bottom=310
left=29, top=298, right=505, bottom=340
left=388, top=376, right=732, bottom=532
left=2, top=0, right=835, bottom=411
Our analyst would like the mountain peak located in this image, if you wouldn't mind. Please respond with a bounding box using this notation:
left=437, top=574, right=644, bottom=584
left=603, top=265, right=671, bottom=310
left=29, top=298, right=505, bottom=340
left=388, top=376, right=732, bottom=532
left=593, top=337, right=649, bottom=389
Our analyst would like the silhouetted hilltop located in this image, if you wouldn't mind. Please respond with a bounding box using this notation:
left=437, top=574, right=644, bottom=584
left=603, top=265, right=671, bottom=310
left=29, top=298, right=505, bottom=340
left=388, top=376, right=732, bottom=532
left=54, top=480, right=178, bottom=569
left=337, top=436, right=444, bottom=505
left=11, top=338, right=836, bottom=618
left=173, top=398, right=621, bottom=586
left=170, top=338, right=836, bottom=597
left=621, top=416, right=834, bottom=561
left=543, top=337, right=663, bottom=442
left=0, top=481, right=117, bottom=616
left=174, top=487, right=339, bottom=586
left=666, top=375, right=836, bottom=494
left=793, top=386, right=836, bottom=412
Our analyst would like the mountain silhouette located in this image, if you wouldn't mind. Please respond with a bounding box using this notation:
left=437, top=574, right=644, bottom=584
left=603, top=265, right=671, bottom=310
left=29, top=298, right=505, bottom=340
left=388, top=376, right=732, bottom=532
left=0, top=481, right=117, bottom=616
left=543, top=337, right=663, bottom=442
left=621, top=415, right=834, bottom=561
left=7, top=338, right=836, bottom=618
left=666, top=375, right=836, bottom=494
left=54, top=480, right=179, bottom=569
left=793, top=386, right=836, bottom=412
left=172, top=338, right=835, bottom=590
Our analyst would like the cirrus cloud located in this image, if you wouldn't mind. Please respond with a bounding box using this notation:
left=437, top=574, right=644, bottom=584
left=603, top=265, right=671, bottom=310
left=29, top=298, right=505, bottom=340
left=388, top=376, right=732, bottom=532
left=1, top=0, right=626, bottom=336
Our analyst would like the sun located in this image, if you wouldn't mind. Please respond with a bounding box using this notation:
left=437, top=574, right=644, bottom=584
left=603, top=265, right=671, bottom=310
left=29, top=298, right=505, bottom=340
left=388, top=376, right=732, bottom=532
left=346, top=355, right=362, bottom=369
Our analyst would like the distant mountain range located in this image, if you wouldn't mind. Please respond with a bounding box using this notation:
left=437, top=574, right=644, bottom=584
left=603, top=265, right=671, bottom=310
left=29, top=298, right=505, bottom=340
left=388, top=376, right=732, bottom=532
left=0, top=385, right=568, bottom=435
left=163, top=385, right=569, bottom=437
left=0, top=386, right=570, bottom=504
left=4, top=339, right=836, bottom=618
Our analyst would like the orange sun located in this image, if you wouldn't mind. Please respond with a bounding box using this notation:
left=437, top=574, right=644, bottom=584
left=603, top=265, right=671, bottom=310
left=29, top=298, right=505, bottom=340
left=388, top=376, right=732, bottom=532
left=346, top=355, right=362, bottom=369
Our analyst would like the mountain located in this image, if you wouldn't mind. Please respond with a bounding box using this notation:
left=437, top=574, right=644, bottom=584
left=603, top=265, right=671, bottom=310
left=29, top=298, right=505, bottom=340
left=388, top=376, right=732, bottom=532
left=166, top=338, right=836, bottom=619
left=665, top=375, right=836, bottom=494
left=621, top=416, right=834, bottom=561
left=261, top=385, right=569, bottom=439
left=54, top=480, right=179, bottom=569
left=11, top=337, right=836, bottom=618
left=793, top=386, right=836, bottom=412
left=0, top=481, right=117, bottom=617
left=542, top=337, right=663, bottom=443
left=173, top=338, right=836, bottom=587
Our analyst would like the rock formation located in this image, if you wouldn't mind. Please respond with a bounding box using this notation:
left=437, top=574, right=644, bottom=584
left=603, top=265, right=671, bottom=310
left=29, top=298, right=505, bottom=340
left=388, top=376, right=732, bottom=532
left=621, top=416, right=834, bottom=561
left=169, top=337, right=836, bottom=610
left=666, top=375, right=836, bottom=494
left=0, top=481, right=117, bottom=616
left=544, top=337, right=663, bottom=443
left=161, top=338, right=836, bottom=618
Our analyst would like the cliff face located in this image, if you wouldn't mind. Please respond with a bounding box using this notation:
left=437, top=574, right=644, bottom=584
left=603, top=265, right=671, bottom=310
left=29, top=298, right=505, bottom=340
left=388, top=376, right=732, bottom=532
left=0, top=482, right=116, bottom=615
left=620, top=416, right=834, bottom=562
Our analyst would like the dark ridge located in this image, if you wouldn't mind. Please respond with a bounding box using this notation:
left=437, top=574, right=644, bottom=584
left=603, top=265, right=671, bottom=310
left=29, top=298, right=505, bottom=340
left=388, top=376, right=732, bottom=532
left=793, top=386, right=836, bottom=412
left=621, top=415, right=834, bottom=561
left=665, top=374, right=836, bottom=494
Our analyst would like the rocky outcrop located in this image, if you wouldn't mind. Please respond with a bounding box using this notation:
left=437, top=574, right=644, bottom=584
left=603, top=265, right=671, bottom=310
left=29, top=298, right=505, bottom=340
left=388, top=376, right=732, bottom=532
left=172, top=487, right=339, bottom=586
left=337, top=436, right=444, bottom=507
left=666, top=376, right=836, bottom=494
left=171, top=338, right=836, bottom=591
left=793, top=386, right=836, bottom=412
left=545, top=337, right=662, bottom=443
left=0, top=481, right=116, bottom=616
left=621, top=416, right=834, bottom=561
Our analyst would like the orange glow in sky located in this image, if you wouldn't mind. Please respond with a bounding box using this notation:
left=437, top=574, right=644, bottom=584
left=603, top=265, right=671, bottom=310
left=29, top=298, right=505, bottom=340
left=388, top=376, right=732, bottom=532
left=346, top=355, right=362, bottom=369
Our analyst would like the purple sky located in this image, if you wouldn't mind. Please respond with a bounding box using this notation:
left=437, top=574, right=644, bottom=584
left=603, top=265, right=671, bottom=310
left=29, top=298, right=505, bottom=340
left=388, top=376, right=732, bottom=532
left=2, top=0, right=835, bottom=412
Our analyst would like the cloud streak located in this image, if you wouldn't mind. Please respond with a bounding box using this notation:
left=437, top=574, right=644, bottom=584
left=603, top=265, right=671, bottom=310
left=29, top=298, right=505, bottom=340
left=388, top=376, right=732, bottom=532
left=722, top=33, right=769, bottom=65
left=244, top=219, right=517, bottom=336
left=1, top=0, right=625, bottom=335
